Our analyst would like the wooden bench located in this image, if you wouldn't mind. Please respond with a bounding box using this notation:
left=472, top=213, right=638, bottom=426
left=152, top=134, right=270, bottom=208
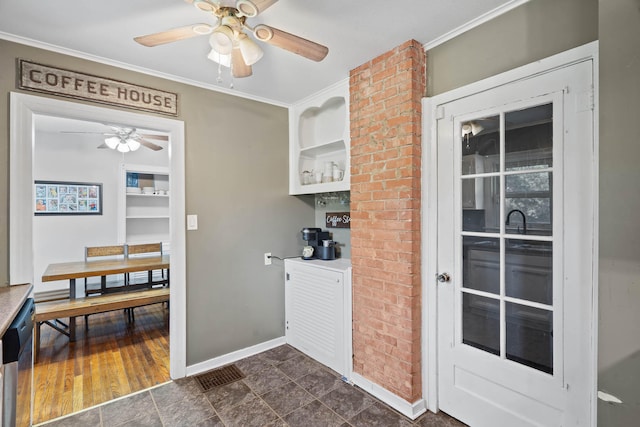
left=34, top=287, right=170, bottom=361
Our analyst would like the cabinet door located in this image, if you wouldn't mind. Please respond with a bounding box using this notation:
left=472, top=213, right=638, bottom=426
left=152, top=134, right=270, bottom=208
left=285, top=263, right=345, bottom=375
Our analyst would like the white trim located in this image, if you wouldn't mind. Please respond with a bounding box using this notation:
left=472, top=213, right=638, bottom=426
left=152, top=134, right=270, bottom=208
left=422, top=41, right=599, bottom=425
left=9, top=92, right=187, bottom=379
left=421, top=96, right=440, bottom=413
left=350, top=372, right=426, bottom=420
left=589, top=47, right=600, bottom=426
left=185, top=336, right=286, bottom=376
left=0, top=32, right=289, bottom=108
left=422, top=0, right=531, bottom=51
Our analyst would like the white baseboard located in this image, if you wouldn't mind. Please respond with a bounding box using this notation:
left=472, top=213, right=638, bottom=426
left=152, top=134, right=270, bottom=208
left=350, top=372, right=427, bottom=420
left=185, top=336, right=286, bottom=377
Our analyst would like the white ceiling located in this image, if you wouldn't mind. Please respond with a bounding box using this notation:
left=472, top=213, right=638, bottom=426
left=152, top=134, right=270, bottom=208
left=1, top=0, right=521, bottom=105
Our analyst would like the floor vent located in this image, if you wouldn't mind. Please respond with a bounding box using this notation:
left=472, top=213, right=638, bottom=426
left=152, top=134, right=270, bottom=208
left=193, top=364, right=245, bottom=392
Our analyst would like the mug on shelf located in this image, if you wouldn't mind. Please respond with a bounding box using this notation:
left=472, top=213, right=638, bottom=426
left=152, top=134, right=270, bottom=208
left=332, top=168, right=344, bottom=181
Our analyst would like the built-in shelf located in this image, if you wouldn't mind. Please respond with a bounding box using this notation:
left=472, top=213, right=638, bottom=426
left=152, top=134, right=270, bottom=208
left=126, top=194, right=170, bottom=198
left=299, top=140, right=346, bottom=158
left=289, top=79, right=350, bottom=195
left=118, top=164, right=170, bottom=246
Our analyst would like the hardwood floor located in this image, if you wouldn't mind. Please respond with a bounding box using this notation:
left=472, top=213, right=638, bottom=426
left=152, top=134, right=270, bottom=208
left=32, top=303, right=170, bottom=425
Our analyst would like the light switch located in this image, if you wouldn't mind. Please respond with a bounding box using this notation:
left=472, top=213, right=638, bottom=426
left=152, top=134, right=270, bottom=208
left=187, top=214, right=198, bottom=230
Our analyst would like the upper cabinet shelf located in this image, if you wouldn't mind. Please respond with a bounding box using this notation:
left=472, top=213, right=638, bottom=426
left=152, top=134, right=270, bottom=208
left=289, top=79, right=350, bottom=195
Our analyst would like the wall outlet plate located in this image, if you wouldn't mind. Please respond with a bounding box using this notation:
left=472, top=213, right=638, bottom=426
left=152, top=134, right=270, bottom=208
left=264, top=252, right=272, bottom=266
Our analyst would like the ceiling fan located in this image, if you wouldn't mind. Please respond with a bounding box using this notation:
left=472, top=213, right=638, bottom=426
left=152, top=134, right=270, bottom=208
left=63, top=126, right=168, bottom=153
left=134, top=0, right=329, bottom=78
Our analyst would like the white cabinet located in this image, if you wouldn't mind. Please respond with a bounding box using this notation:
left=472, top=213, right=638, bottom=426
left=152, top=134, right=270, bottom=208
left=289, top=79, right=350, bottom=195
left=284, top=258, right=352, bottom=378
left=118, top=164, right=170, bottom=245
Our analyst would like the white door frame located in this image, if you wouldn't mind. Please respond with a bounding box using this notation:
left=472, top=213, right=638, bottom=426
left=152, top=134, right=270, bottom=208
left=421, top=41, right=599, bottom=423
left=9, top=92, right=187, bottom=379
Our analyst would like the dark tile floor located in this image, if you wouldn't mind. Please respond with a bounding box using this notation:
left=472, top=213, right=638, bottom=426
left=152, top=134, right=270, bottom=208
left=39, top=345, right=465, bottom=427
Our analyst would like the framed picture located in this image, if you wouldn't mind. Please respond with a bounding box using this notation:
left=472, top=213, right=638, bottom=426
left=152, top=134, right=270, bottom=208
left=34, top=180, right=102, bottom=215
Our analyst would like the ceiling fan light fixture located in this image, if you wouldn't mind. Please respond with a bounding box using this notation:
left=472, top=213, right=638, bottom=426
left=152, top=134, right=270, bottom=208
left=126, top=139, right=141, bottom=151
left=238, top=34, right=263, bottom=65
left=207, top=49, right=232, bottom=67
left=105, top=136, right=120, bottom=150
left=236, top=0, right=278, bottom=17
left=471, top=122, right=484, bottom=136
left=209, top=25, right=234, bottom=55
left=117, top=142, right=131, bottom=153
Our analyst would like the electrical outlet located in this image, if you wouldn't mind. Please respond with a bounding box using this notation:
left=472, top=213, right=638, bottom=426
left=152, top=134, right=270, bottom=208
left=264, top=252, right=272, bottom=266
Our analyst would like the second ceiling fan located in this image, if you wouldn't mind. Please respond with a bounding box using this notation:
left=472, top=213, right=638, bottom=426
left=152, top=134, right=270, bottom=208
left=135, top=0, right=329, bottom=78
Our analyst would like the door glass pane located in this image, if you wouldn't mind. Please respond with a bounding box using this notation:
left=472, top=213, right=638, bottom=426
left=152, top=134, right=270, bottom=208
left=505, top=239, right=553, bottom=305
left=462, top=176, right=500, bottom=231
left=463, top=236, right=500, bottom=294
left=463, top=293, right=500, bottom=355
left=461, top=115, right=500, bottom=176
left=504, top=171, right=553, bottom=236
left=505, top=104, right=553, bottom=170
left=506, top=302, right=553, bottom=374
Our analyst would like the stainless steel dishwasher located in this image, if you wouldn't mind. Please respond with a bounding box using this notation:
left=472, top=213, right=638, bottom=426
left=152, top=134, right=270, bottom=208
left=2, top=298, right=34, bottom=427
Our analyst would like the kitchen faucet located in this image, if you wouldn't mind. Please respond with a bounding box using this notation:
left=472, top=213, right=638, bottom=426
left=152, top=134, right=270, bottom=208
left=506, top=209, right=527, bottom=234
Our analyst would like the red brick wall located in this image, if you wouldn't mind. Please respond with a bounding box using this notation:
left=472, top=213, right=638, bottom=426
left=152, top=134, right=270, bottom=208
left=349, top=40, right=426, bottom=402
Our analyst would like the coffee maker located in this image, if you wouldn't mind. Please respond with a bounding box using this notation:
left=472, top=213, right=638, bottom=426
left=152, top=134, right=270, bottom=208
left=301, top=228, right=336, bottom=260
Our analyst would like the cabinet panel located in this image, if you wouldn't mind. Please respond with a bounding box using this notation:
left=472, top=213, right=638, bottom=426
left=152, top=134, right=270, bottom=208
left=285, top=259, right=352, bottom=377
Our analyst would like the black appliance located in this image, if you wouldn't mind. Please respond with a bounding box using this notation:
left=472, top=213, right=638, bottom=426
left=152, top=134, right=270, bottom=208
left=301, top=228, right=335, bottom=260
left=3, top=298, right=34, bottom=427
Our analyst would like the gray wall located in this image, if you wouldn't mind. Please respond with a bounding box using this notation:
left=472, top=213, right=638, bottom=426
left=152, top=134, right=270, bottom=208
left=0, top=39, right=315, bottom=365
left=427, top=0, right=597, bottom=96
left=598, top=0, right=640, bottom=424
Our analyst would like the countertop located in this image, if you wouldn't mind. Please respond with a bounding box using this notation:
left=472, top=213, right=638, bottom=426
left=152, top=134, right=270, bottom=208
left=0, top=283, right=33, bottom=337
left=285, top=257, right=351, bottom=272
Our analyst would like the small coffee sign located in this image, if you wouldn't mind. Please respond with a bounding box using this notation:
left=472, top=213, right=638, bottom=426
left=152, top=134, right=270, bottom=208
left=18, top=60, right=178, bottom=116
left=326, top=212, right=350, bottom=229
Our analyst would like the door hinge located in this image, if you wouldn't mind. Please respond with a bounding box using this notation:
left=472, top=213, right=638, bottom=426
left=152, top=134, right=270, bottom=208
left=286, top=272, right=290, bottom=281
left=436, top=106, right=445, bottom=120
left=576, top=87, right=594, bottom=112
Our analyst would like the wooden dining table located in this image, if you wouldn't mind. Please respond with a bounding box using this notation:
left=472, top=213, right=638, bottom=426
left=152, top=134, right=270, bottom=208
left=41, top=254, right=170, bottom=340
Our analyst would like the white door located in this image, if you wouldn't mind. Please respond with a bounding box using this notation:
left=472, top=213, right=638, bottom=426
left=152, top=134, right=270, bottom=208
left=436, top=60, right=595, bottom=426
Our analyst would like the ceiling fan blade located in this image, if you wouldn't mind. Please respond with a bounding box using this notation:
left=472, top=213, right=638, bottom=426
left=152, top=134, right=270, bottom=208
left=236, top=0, right=278, bottom=17
left=96, top=143, right=108, bottom=149
left=137, top=133, right=169, bottom=142
left=134, top=24, right=214, bottom=47
left=138, top=138, right=164, bottom=151
left=61, top=131, right=115, bottom=135
left=231, top=48, right=253, bottom=77
left=184, top=0, right=220, bottom=13
left=253, top=25, right=328, bottom=62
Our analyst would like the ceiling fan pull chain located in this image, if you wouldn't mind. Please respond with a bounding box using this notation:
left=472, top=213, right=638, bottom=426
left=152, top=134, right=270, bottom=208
left=217, top=61, right=223, bottom=84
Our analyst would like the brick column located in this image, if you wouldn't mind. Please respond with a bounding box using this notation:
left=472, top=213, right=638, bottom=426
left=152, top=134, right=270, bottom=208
left=349, top=40, right=426, bottom=402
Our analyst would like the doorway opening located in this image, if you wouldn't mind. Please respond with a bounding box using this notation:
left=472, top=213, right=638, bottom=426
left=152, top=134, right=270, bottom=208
left=422, top=43, right=598, bottom=426
left=9, top=93, right=187, bottom=423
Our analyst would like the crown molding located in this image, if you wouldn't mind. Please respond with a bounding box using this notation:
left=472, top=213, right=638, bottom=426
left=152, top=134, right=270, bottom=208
left=423, top=0, right=530, bottom=51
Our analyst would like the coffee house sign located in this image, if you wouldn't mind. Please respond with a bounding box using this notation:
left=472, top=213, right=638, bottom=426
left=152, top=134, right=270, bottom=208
left=18, top=60, right=178, bottom=116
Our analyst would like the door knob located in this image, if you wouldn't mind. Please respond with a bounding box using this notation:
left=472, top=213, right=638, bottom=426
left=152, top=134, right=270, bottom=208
left=437, top=273, right=451, bottom=283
